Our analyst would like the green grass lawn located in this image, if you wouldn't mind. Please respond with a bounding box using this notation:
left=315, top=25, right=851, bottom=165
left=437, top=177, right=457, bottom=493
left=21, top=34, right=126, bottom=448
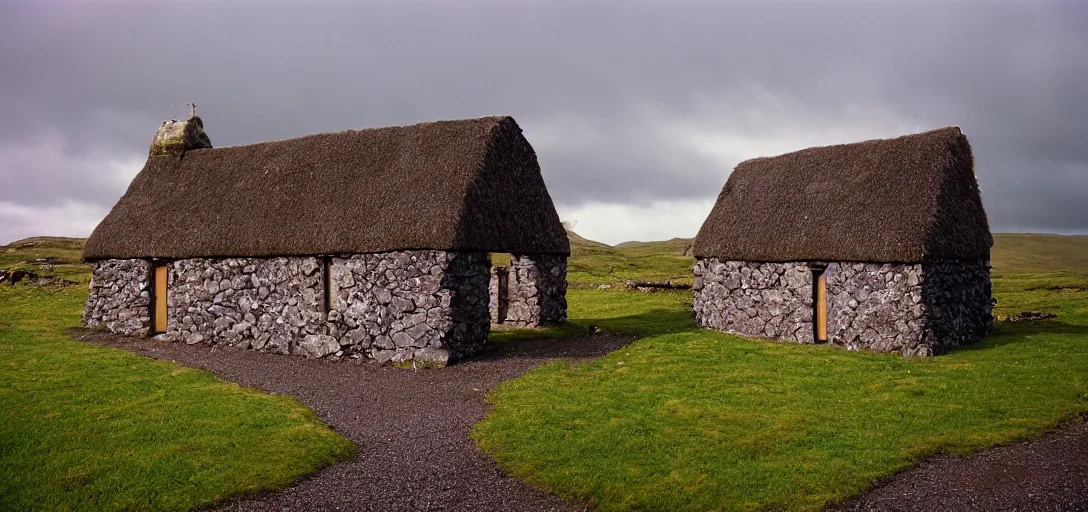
left=4, top=234, right=1088, bottom=511
left=474, top=272, right=1088, bottom=511
left=0, top=284, right=355, bottom=511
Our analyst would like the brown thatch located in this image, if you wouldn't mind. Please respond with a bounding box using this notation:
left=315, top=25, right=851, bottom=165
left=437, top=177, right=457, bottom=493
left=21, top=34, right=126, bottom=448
left=693, top=127, right=991, bottom=263
left=84, top=116, right=569, bottom=261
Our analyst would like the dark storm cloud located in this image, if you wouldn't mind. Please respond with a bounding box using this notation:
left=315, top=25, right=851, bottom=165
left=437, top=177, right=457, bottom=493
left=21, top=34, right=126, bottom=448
left=1, top=0, right=1086, bottom=243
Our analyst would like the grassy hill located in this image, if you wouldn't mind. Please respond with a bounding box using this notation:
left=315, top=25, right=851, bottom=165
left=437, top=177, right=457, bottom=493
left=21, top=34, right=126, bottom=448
left=567, top=232, right=694, bottom=286
left=573, top=232, right=1088, bottom=285
left=566, top=230, right=611, bottom=251
left=613, top=237, right=692, bottom=253
left=990, top=233, right=1088, bottom=272
left=1, top=237, right=86, bottom=266
left=1, top=237, right=90, bottom=283
left=4, top=232, right=1086, bottom=287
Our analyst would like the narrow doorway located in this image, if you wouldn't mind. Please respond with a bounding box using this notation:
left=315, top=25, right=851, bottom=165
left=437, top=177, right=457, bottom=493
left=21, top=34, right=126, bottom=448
left=152, top=263, right=168, bottom=334
left=812, top=266, right=828, bottom=343
left=322, top=257, right=334, bottom=312
left=491, top=264, right=509, bottom=323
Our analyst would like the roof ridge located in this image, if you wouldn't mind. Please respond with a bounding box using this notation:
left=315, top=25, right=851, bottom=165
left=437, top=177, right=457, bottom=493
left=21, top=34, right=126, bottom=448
left=200, top=115, right=512, bottom=152
left=735, top=126, right=965, bottom=168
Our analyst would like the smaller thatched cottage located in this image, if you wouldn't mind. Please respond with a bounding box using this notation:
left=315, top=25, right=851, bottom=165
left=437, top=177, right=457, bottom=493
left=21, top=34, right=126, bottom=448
left=692, top=127, right=992, bottom=357
left=82, top=115, right=569, bottom=366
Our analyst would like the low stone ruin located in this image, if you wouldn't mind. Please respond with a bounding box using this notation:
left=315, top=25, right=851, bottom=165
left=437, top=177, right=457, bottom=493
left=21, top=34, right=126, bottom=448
left=1002, top=311, right=1057, bottom=322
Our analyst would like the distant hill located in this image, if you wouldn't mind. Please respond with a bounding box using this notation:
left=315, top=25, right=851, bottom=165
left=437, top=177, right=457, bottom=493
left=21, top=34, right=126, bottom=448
left=4, top=236, right=86, bottom=249
left=990, top=233, right=1088, bottom=272
left=614, top=238, right=693, bottom=255
left=1, top=236, right=86, bottom=267
left=567, top=229, right=611, bottom=252
left=603, top=233, right=1087, bottom=272
left=3, top=232, right=1086, bottom=283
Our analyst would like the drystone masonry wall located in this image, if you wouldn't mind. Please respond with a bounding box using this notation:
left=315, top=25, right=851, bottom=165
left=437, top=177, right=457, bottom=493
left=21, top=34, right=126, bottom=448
left=84, top=259, right=151, bottom=336
left=694, top=259, right=992, bottom=357
left=99, top=251, right=493, bottom=366
left=692, top=258, right=814, bottom=343
left=826, top=261, right=991, bottom=356
left=825, top=263, right=925, bottom=356
left=919, top=260, right=993, bottom=353
left=166, top=257, right=325, bottom=355
left=494, top=254, right=568, bottom=327
left=327, top=251, right=490, bottom=365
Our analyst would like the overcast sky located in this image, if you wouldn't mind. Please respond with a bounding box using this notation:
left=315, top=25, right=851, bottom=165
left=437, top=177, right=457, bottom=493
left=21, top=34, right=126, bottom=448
left=2, top=0, right=1086, bottom=246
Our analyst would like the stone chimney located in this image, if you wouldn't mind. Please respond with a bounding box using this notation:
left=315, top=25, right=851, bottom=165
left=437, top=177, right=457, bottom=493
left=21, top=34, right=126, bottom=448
left=149, top=104, right=213, bottom=157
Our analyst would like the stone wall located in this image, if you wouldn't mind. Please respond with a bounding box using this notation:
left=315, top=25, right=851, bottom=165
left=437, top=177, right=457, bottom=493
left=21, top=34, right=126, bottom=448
left=84, top=259, right=152, bottom=336
left=491, top=254, right=568, bottom=327
left=85, top=251, right=492, bottom=366
left=694, top=258, right=992, bottom=357
left=920, top=260, right=993, bottom=354
left=166, top=257, right=325, bottom=355
left=825, top=263, right=924, bottom=356
left=692, top=259, right=814, bottom=343
left=327, top=251, right=490, bottom=365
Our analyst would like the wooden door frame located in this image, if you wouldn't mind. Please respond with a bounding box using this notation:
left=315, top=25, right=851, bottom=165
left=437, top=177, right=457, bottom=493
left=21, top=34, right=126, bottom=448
left=150, top=260, right=169, bottom=334
left=809, top=264, right=829, bottom=343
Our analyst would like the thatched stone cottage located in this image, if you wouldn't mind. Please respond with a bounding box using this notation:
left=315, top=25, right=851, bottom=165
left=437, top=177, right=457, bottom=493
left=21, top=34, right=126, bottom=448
left=82, top=115, right=569, bottom=366
left=692, top=127, right=993, bottom=357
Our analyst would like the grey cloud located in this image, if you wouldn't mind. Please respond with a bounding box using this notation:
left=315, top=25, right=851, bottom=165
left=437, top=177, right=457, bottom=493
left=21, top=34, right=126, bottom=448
left=1, top=1, right=1087, bottom=243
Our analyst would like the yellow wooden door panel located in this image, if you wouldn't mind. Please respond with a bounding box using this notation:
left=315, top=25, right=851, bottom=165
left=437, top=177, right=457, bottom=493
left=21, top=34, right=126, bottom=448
left=154, top=265, right=167, bottom=333
left=816, top=272, right=828, bottom=342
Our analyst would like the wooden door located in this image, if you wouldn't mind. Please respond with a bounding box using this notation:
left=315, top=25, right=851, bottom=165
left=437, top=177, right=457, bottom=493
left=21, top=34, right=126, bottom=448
left=816, top=270, right=828, bottom=342
left=154, top=264, right=167, bottom=334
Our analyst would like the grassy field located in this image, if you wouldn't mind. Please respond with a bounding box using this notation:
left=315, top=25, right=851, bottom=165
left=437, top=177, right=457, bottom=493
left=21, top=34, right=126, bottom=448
left=990, top=233, right=1088, bottom=272
left=0, top=241, right=355, bottom=511
left=568, top=234, right=695, bottom=286
left=3, top=233, right=1087, bottom=511
left=564, top=232, right=1088, bottom=287
left=475, top=233, right=1088, bottom=511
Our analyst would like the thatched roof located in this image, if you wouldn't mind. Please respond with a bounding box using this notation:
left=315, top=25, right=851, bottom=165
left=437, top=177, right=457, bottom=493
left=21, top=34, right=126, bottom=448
left=84, top=116, right=569, bottom=260
left=693, top=127, right=991, bottom=263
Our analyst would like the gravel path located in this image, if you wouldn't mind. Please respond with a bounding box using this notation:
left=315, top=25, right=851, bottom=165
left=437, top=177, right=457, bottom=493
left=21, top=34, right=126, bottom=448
left=833, top=415, right=1088, bottom=511
left=75, top=330, right=1088, bottom=511
left=77, top=329, right=634, bottom=512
